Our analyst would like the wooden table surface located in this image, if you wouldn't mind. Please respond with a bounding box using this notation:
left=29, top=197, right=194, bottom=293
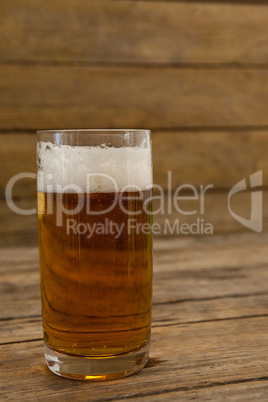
left=1, top=232, right=268, bottom=401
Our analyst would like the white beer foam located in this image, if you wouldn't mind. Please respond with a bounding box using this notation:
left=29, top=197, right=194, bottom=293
left=37, top=141, right=152, bottom=193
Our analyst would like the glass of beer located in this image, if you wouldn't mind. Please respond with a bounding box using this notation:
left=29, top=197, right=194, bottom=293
left=37, top=129, right=153, bottom=380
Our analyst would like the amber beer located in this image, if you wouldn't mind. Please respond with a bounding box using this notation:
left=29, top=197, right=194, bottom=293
left=37, top=129, right=152, bottom=380
left=38, top=190, right=152, bottom=355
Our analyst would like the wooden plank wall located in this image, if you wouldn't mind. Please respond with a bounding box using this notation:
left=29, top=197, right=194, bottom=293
left=1, top=0, right=268, bottom=245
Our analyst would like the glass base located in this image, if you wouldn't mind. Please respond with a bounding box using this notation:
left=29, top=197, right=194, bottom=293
left=44, top=343, right=149, bottom=381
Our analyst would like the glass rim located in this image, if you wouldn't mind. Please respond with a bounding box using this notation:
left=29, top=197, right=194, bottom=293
left=37, top=129, right=151, bottom=135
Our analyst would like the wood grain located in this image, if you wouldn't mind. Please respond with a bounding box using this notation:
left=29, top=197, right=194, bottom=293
left=1, top=66, right=268, bottom=130
left=0, top=317, right=43, bottom=345
left=1, top=232, right=268, bottom=321
left=0, top=134, right=36, bottom=198
left=1, top=0, right=268, bottom=64
left=0, top=198, right=37, bottom=232
left=1, top=318, right=268, bottom=400
left=118, top=382, right=268, bottom=402
left=2, top=294, right=268, bottom=345
left=1, top=0, right=268, bottom=397
left=153, top=231, right=268, bottom=273
left=0, top=198, right=38, bottom=247
left=153, top=130, right=268, bottom=189
left=1, top=232, right=268, bottom=400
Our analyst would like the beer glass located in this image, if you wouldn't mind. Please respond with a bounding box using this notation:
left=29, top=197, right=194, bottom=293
left=37, top=129, right=153, bottom=380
